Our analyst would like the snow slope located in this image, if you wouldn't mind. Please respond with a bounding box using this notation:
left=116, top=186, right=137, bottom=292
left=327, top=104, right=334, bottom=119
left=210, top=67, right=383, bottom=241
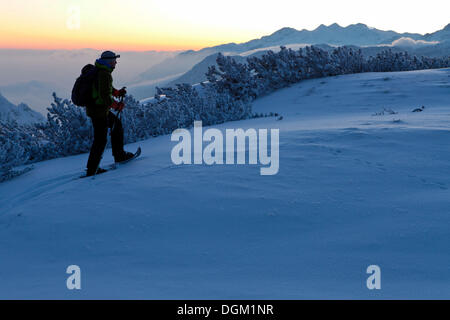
left=0, top=69, right=449, bottom=299
left=0, top=92, right=44, bottom=124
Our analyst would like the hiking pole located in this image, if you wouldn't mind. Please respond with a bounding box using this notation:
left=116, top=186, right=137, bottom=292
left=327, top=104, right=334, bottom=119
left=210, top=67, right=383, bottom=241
left=118, top=95, right=124, bottom=119
left=116, top=88, right=126, bottom=120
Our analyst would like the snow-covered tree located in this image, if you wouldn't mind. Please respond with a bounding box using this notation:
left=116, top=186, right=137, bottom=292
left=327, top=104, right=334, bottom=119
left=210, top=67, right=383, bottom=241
left=42, top=93, right=92, bottom=156
left=206, top=53, right=257, bottom=102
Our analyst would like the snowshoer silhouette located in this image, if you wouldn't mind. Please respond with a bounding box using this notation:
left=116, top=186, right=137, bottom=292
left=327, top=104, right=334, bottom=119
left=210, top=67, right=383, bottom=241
left=85, top=50, right=134, bottom=177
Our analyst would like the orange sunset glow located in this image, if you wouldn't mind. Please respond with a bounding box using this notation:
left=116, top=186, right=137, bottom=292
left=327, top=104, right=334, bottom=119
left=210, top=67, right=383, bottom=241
left=1, top=0, right=448, bottom=51
left=0, top=0, right=266, bottom=51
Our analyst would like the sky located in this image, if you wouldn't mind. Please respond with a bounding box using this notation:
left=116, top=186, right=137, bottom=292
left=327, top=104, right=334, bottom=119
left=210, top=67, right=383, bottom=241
left=0, top=0, right=449, bottom=51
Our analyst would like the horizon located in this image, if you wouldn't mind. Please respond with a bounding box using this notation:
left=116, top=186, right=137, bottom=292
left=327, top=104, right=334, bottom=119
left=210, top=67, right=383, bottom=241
left=0, top=22, right=448, bottom=53
left=1, top=0, right=449, bottom=51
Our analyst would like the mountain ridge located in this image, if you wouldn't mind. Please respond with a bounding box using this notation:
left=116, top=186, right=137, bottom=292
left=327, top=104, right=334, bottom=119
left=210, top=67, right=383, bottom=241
left=134, top=23, right=449, bottom=94
left=0, top=92, right=44, bottom=124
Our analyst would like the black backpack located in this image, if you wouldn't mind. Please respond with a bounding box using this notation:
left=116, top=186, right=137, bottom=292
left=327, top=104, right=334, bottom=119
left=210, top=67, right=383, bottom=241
left=71, top=64, right=98, bottom=107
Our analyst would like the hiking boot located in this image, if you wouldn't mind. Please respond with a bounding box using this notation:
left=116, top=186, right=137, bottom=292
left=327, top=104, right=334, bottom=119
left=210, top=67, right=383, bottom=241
left=86, top=167, right=108, bottom=177
left=114, top=151, right=134, bottom=163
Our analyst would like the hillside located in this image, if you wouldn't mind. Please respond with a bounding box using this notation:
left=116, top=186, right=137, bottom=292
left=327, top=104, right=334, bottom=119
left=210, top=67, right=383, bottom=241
left=165, top=53, right=247, bottom=89
left=0, top=69, right=449, bottom=298
left=0, top=92, right=44, bottom=124
left=165, top=41, right=450, bottom=91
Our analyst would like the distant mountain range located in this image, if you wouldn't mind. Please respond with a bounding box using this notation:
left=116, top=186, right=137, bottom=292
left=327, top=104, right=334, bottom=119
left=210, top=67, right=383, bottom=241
left=133, top=23, right=450, bottom=100
left=200, top=22, right=450, bottom=53
left=0, top=80, right=68, bottom=116
left=0, top=92, right=44, bottom=124
left=237, top=23, right=450, bottom=49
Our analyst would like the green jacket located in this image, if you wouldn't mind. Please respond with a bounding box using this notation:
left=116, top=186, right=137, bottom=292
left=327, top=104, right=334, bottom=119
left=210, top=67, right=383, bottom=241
left=86, top=62, right=114, bottom=118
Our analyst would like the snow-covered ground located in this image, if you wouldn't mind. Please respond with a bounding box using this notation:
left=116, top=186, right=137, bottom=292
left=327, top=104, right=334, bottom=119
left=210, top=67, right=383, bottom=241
left=1, top=69, right=449, bottom=299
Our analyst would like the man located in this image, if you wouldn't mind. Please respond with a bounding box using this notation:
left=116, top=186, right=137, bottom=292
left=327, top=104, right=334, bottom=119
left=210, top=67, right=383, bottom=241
left=85, top=50, right=134, bottom=176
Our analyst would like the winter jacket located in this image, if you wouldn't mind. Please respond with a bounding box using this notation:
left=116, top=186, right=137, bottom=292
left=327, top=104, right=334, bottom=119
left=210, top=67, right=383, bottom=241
left=86, top=61, right=114, bottom=118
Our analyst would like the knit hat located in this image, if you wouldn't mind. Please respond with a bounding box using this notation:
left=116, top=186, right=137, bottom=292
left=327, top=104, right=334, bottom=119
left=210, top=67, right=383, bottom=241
left=100, top=51, right=120, bottom=60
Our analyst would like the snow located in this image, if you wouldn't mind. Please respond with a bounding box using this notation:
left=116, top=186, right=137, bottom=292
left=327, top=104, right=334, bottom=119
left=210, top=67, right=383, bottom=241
left=128, top=72, right=184, bottom=101
left=0, top=92, right=44, bottom=124
left=1, top=68, right=450, bottom=299
left=243, top=23, right=424, bottom=48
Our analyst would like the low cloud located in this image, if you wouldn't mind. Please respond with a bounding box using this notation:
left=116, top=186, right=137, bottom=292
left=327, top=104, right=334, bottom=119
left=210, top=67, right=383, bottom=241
left=391, top=37, right=439, bottom=48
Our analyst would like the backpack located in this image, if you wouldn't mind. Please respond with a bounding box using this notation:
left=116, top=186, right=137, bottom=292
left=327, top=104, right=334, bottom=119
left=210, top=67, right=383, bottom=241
left=71, top=64, right=98, bottom=107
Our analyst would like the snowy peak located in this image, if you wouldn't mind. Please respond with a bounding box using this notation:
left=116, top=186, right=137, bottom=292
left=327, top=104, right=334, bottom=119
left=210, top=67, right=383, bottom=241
left=425, top=23, right=450, bottom=42
left=260, top=23, right=421, bottom=46
left=271, top=27, right=298, bottom=37
left=252, top=22, right=447, bottom=48
left=315, top=23, right=344, bottom=31
left=0, top=92, right=44, bottom=124
left=347, top=23, right=370, bottom=30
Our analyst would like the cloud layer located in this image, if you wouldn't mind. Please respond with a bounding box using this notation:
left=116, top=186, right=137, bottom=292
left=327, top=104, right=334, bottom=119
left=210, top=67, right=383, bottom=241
left=391, top=37, right=439, bottom=48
